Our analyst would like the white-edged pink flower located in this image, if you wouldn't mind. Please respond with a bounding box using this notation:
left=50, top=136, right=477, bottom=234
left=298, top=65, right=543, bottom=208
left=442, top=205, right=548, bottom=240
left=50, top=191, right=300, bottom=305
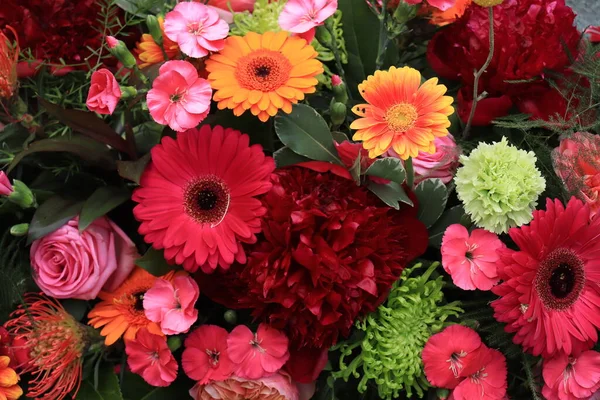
left=146, top=60, right=212, bottom=132
left=143, top=274, right=200, bottom=335
left=441, top=224, right=504, bottom=291
left=164, top=2, right=229, bottom=58
left=278, top=0, right=338, bottom=39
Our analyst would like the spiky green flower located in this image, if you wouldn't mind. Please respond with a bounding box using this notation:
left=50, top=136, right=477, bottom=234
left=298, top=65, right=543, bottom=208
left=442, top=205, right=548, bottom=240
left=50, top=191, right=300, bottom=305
left=332, top=263, right=462, bottom=399
left=455, top=137, right=545, bottom=234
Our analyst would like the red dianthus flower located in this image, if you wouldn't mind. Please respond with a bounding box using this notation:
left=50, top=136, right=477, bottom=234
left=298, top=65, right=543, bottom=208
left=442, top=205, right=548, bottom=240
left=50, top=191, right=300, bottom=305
left=427, top=0, right=580, bottom=125
left=233, top=167, right=428, bottom=348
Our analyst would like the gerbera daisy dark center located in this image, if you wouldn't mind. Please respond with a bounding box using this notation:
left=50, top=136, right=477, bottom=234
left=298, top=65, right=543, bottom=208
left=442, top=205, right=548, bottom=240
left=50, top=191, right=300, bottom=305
left=184, top=175, right=231, bottom=226
left=535, top=248, right=585, bottom=310
left=236, top=50, right=293, bottom=92
left=132, top=291, right=146, bottom=311
left=385, top=103, right=418, bottom=132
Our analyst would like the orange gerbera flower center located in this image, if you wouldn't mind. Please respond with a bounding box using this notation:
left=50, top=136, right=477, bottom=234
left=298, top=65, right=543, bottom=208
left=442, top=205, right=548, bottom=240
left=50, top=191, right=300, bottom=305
left=235, top=50, right=292, bottom=92
left=385, top=103, right=418, bottom=133
left=184, top=175, right=231, bottom=227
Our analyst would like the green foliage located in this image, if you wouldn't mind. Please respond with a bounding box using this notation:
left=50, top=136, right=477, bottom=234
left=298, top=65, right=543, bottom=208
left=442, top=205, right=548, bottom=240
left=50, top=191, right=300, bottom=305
left=414, top=178, right=449, bottom=229
left=0, top=230, right=31, bottom=322
left=136, top=248, right=178, bottom=276
left=230, top=0, right=286, bottom=36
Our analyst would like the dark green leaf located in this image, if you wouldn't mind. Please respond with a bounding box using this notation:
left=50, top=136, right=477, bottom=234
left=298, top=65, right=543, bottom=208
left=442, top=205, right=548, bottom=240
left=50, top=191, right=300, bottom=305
left=79, top=186, right=131, bottom=231
left=120, top=371, right=154, bottom=400
left=349, top=151, right=362, bottom=185
left=414, top=178, right=449, bottom=228
left=367, top=181, right=413, bottom=209
left=0, top=123, right=32, bottom=152
left=8, top=135, right=116, bottom=173
left=40, top=99, right=132, bottom=157
left=117, top=153, right=151, bottom=184
left=76, top=365, right=123, bottom=400
left=137, top=248, right=177, bottom=276
left=140, top=378, right=194, bottom=400
left=115, top=0, right=164, bottom=17
left=428, top=205, right=465, bottom=248
left=134, top=122, right=163, bottom=154
left=274, top=104, right=342, bottom=164
left=28, top=196, right=83, bottom=243
left=61, top=299, right=88, bottom=321
left=273, top=147, right=311, bottom=168
left=76, top=383, right=103, bottom=400
left=332, top=131, right=349, bottom=143
left=364, top=158, right=406, bottom=184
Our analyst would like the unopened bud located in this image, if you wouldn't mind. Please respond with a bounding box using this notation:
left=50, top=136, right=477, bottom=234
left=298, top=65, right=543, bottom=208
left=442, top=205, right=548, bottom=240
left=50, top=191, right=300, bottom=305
left=436, top=388, right=450, bottom=400
left=332, top=79, right=348, bottom=104
left=10, top=223, right=28, bottom=236
left=330, top=102, right=347, bottom=127
left=106, top=36, right=137, bottom=69
left=314, top=25, right=333, bottom=45
left=8, top=180, right=36, bottom=208
left=167, top=336, right=182, bottom=352
left=146, top=15, right=163, bottom=46
left=224, top=310, right=237, bottom=325
left=119, top=86, right=138, bottom=99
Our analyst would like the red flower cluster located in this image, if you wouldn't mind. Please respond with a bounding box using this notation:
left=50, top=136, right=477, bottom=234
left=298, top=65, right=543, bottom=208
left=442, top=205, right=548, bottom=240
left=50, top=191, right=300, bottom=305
left=427, top=0, right=580, bottom=125
left=0, top=0, right=119, bottom=76
left=234, top=167, right=428, bottom=348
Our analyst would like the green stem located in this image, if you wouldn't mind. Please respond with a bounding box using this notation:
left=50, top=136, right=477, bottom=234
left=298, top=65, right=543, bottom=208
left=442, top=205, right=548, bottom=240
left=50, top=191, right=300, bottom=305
left=375, top=0, right=390, bottom=71
left=325, top=23, right=352, bottom=100
left=463, top=6, right=495, bottom=139
left=522, top=354, right=542, bottom=400
left=405, top=156, right=414, bottom=188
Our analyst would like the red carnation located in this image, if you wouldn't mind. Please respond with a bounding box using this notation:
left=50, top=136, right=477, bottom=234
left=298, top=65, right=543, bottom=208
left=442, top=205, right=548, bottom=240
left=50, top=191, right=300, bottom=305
left=427, top=0, right=580, bottom=125
left=0, top=0, right=120, bottom=76
left=232, top=167, right=428, bottom=348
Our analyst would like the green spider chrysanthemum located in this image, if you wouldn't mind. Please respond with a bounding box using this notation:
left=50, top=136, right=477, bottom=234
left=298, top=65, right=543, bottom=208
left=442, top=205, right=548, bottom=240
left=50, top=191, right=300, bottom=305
left=455, top=137, right=546, bottom=234
left=332, top=263, right=462, bottom=399
left=230, top=0, right=286, bottom=36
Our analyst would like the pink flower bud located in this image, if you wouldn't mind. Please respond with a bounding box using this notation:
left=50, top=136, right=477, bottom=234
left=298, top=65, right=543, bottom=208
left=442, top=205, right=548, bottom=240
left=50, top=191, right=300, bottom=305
left=0, top=171, right=13, bottom=196
left=331, top=74, right=343, bottom=87
left=106, top=35, right=119, bottom=49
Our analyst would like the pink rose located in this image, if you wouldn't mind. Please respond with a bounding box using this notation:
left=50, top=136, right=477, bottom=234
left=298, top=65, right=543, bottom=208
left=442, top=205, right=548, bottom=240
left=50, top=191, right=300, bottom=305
left=0, top=171, right=13, bottom=196
left=190, top=373, right=300, bottom=400
left=412, top=134, right=459, bottom=184
left=30, top=217, right=138, bottom=300
left=86, top=68, right=121, bottom=115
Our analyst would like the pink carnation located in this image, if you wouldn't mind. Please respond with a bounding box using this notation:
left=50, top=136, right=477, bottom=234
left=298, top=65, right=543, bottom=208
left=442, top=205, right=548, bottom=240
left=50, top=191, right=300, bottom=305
left=125, top=328, right=178, bottom=387
left=441, top=224, right=504, bottom=291
left=278, top=0, right=338, bottom=42
left=30, top=216, right=137, bottom=300
left=227, top=324, right=290, bottom=380
left=182, top=325, right=233, bottom=384
left=451, top=347, right=507, bottom=400
left=0, top=171, right=12, bottom=196
left=164, top=2, right=229, bottom=58
left=86, top=69, right=121, bottom=115
left=146, top=60, right=212, bottom=132
left=542, top=350, right=600, bottom=400
left=143, top=274, right=200, bottom=335
left=412, top=134, right=459, bottom=184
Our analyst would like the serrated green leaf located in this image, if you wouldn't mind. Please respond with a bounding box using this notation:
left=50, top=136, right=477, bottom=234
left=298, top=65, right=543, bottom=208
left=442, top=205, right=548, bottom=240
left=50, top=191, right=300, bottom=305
left=274, top=104, right=342, bottom=164
left=79, top=186, right=131, bottom=231
left=414, top=178, right=449, bottom=228
left=367, top=181, right=413, bottom=209
left=136, top=248, right=177, bottom=277
left=428, top=205, right=465, bottom=248
left=273, top=147, right=311, bottom=168
left=28, top=196, right=83, bottom=244
left=364, top=158, right=406, bottom=184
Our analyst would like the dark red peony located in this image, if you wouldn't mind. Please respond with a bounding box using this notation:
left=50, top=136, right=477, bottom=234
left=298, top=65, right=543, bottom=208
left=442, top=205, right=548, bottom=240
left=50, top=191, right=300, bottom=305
left=0, top=0, right=119, bottom=76
left=227, top=167, right=428, bottom=349
left=427, top=0, right=580, bottom=125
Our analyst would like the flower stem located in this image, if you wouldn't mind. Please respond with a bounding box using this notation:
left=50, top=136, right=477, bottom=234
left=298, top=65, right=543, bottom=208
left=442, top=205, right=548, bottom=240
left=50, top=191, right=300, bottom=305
left=375, top=0, right=390, bottom=71
left=405, top=156, right=414, bottom=188
left=522, top=354, right=542, bottom=400
left=325, top=22, right=352, bottom=100
left=463, top=6, right=495, bottom=139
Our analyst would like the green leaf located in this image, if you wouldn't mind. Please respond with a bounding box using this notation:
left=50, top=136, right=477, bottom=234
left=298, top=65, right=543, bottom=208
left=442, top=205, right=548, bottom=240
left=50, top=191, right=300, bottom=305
left=8, top=135, right=116, bottom=173
left=136, top=248, right=177, bottom=276
left=120, top=371, right=154, bottom=400
left=134, top=121, right=163, bottom=154
left=273, top=147, right=311, bottom=168
left=61, top=299, right=88, bottom=321
left=367, top=181, right=413, bottom=209
left=79, top=186, right=131, bottom=231
left=332, top=131, right=349, bottom=143
left=274, top=104, right=342, bottom=164
left=117, top=153, right=151, bottom=184
left=364, top=158, right=406, bottom=184
left=77, top=365, right=123, bottom=400
left=428, top=205, right=465, bottom=248
left=77, top=382, right=103, bottom=400
left=139, top=379, right=194, bottom=400
left=28, top=196, right=83, bottom=243
left=349, top=151, right=362, bottom=185
left=114, top=0, right=163, bottom=17
left=414, top=178, right=449, bottom=228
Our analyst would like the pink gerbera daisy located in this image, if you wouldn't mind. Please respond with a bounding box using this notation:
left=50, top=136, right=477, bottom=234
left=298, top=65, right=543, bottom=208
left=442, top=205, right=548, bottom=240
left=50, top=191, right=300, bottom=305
left=542, top=350, right=600, bottom=400
left=441, top=224, right=504, bottom=291
left=451, top=346, right=507, bottom=400
left=182, top=325, right=233, bottom=384
left=491, top=197, right=600, bottom=357
left=132, top=125, right=275, bottom=273
left=227, top=324, right=290, bottom=380
left=164, top=2, right=229, bottom=58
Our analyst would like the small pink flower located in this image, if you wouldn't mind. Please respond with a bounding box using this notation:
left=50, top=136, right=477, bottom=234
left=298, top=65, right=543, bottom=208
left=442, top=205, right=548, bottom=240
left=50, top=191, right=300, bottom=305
left=164, top=2, right=229, bottom=58
left=441, top=224, right=504, bottom=291
left=182, top=325, right=233, bottom=384
left=542, top=350, right=600, bottom=400
left=125, top=328, right=178, bottom=387
left=30, top=216, right=138, bottom=300
left=331, top=74, right=343, bottom=87
left=206, top=0, right=255, bottom=23
left=146, top=60, right=212, bottom=132
left=412, top=134, right=459, bottom=184
left=451, top=346, right=507, bottom=400
left=227, top=324, right=290, bottom=380
left=106, top=36, right=119, bottom=49
left=86, top=69, right=121, bottom=115
left=0, top=171, right=13, bottom=196
left=278, top=0, right=338, bottom=35
left=143, top=274, right=199, bottom=335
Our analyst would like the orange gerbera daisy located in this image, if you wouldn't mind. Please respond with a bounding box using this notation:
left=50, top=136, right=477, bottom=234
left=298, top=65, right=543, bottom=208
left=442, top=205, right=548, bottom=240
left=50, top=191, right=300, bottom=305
left=88, top=267, right=176, bottom=345
left=135, top=17, right=180, bottom=69
left=350, top=66, right=454, bottom=160
left=205, top=31, right=323, bottom=122
left=0, top=356, right=22, bottom=400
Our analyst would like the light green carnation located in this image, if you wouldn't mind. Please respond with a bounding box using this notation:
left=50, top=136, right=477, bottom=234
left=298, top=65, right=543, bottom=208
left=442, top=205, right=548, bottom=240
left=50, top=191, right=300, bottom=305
left=230, top=0, right=286, bottom=36
left=455, top=137, right=546, bottom=234
left=332, top=263, right=462, bottom=399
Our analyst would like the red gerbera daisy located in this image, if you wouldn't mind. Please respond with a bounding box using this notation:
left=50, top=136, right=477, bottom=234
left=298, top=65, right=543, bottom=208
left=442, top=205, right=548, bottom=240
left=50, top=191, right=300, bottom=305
left=132, top=125, right=275, bottom=273
left=491, top=197, right=600, bottom=357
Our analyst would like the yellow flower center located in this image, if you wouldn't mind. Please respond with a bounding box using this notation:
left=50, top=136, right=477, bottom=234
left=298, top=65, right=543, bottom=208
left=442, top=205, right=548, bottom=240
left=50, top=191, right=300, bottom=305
left=385, top=103, right=418, bottom=132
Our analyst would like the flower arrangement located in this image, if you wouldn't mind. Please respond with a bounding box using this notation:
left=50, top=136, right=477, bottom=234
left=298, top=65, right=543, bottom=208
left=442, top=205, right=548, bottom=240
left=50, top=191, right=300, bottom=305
left=0, top=0, right=599, bottom=399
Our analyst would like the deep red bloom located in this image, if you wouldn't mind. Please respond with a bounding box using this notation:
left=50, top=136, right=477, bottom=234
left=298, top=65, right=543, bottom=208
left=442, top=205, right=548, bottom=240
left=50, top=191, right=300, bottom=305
left=0, top=0, right=120, bottom=76
left=233, top=167, right=428, bottom=348
left=427, top=0, right=580, bottom=125
left=0, top=327, right=29, bottom=369
left=491, top=198, right=600, bottom=357
left=284, top=345, right=328, bottom=384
